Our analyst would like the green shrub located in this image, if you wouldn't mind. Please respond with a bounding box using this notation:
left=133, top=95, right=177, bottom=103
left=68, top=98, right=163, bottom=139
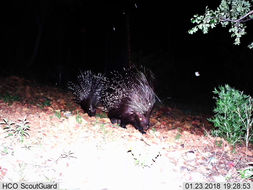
left=209, top=85, right=253, bottom=145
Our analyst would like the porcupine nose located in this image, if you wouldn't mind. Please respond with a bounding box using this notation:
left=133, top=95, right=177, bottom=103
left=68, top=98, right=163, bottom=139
left=141, top=118, right=150, bottom=131
left=87, top=107, right=96, bottom=117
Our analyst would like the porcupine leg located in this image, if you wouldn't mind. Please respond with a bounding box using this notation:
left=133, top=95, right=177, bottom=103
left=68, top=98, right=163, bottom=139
left=108, top=110, right=122, bottom=126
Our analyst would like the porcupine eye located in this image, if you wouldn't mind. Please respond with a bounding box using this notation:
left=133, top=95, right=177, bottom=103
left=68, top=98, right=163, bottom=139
left=137, top=114, right=148, bottom=128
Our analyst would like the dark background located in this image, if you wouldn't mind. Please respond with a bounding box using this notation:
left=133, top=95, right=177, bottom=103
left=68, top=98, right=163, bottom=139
left=1, top=0, right=253, bottom=112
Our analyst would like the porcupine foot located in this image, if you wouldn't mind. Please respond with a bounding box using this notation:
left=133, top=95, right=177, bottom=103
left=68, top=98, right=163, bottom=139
left=119, top=122, right=127, bottom=129
left=138, top=127, right=146, bottom=134
left=110, top=118, right=121, bottom=125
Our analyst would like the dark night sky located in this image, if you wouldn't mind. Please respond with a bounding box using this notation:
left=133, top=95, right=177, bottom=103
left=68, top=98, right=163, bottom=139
left=1, top=0, right=253, bottom=109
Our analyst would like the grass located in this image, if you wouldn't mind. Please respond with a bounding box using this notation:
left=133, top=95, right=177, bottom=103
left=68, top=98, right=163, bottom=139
left=0, top=93, right=21, bottom=105
left=37, top=97, right=52, bottom=109
left=96, top=112, right=107, bottom=118
left=239, top=167, right=253, bottom=180
left=175, top=128, right=182, bottom=140
left=55, top=111, right=62, bottom=119
left=75, top=113, right=83, bottom=124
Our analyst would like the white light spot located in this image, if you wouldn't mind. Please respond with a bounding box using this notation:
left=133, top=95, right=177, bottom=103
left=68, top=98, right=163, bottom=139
left=195, top=71, right=200, bottom=77
left=134, top=3, right=138, bottom=8
left=122, top=11, right=126, bottom=15
left=113, top=26, right=116, bottom=31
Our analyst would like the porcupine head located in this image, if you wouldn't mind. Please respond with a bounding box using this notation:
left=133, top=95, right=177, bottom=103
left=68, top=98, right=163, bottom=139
left=107, top=71, right=156, bottom=133
left=126, top=79, right=155, bottom=132
left=121, top=100, right=153, bottom=133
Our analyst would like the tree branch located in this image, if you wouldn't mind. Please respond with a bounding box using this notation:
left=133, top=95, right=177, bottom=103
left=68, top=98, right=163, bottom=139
left=220, top=10, right=253, bottom=23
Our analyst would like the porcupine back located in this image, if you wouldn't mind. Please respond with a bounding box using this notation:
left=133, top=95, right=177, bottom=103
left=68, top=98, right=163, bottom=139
left=68, top=70, right=107, bottom=116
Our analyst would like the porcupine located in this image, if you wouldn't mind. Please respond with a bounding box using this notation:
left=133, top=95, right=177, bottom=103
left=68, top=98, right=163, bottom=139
left=68, top=70, right=107, bottom=117
left=101, top=67, right=157, bottom=133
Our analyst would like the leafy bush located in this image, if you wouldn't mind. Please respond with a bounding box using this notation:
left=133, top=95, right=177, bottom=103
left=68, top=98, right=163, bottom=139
left=209, top=84, right=253, bottom=145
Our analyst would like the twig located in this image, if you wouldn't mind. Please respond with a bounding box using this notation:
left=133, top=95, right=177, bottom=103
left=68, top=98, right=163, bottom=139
left=220, top=10, right=253, bottom=23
